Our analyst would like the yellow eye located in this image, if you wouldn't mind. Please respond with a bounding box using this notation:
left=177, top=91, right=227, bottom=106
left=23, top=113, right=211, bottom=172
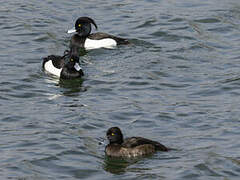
left=78, top=24, right=81, bottom=27
left=111, top=133, right=115, bottom=136
left=70, top=58, right=73, bottom=61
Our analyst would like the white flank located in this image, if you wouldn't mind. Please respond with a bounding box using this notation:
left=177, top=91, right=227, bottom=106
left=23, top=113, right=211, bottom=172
left=84, top=38, right=117, bottom=50
left=44, top=60, right=61, bottom=77
left=74, top=63, right=82, bottom=71
left=67, top=27, right=76, bottom=34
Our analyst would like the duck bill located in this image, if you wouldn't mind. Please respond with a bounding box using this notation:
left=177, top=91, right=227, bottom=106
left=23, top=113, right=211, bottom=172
left=74, top=63, right=82, bottom=71
left=67, top=27, right=76, bottom=34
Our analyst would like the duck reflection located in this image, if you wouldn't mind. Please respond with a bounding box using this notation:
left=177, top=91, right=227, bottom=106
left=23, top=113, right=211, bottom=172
left=103, top=156, right=139, bottom=174
left=58, top=78, right=86, bottom=96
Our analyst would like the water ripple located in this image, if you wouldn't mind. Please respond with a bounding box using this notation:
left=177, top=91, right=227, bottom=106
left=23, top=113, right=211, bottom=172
left=1, top=0, right=240, bottom=179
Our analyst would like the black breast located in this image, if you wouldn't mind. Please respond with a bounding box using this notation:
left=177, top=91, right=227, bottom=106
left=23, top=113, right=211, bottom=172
left=70, top=34, right=87, bottom=48
left=70, top=35, right=87, bottom=56
left=60, top=67, right=84, bottom=80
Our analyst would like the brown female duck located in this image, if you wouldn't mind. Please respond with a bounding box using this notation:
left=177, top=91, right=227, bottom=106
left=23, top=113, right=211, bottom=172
left=105, top=127, right=169, bottom=158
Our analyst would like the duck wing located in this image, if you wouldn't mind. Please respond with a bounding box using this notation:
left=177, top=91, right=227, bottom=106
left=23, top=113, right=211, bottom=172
left=88, top=32, right=129, bottom=45
left=122, top=137, right=169, bottom=151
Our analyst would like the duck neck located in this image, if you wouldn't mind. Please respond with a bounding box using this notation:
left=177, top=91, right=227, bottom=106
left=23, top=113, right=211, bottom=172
left=110, top=137, right=123, bottom=145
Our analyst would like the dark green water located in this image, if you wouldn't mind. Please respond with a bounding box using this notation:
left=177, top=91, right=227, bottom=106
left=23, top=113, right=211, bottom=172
left=0, top=0, right=240, bottom=179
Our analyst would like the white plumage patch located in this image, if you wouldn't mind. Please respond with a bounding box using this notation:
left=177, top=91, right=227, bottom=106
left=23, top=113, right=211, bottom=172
left=84, top=38, right=117, bottom=50
left=74, top=63, right=82, bottom=71
left=44, top=60, right=61, bottom=77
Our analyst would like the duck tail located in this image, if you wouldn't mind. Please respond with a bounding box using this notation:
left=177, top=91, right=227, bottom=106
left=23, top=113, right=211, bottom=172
left=155, top=143, right=169, bottom=151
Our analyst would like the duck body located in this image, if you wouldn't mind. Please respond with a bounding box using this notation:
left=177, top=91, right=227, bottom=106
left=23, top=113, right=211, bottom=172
left=105, top=127, right=169, bottom=158
left=42, top=55, right=65, bottom=77
left=60, top=60, right=83, bottom=79
left=42, top=54, right=84, bottom=79
left=71, top=32, right=129, bottom=50
left=68, top=17, right=129, bottom=51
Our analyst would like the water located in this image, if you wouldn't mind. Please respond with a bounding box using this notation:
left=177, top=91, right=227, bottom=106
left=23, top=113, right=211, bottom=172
left=0, top=0, right=240, bottom=179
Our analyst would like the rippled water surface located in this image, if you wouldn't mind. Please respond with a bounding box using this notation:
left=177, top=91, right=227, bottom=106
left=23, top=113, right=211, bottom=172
left=1, top=0, right=240, bottom=179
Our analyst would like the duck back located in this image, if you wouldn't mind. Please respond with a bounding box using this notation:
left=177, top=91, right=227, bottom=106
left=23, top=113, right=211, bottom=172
left=123, top=137, right=169, bottom=151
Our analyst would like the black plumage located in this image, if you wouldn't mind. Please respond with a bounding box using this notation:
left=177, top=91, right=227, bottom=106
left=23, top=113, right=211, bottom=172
left=68, top=17, right=129, bottom=52
left=42, top=54, right=84, bottom=79
left=60, top=56, right=84, bottom=79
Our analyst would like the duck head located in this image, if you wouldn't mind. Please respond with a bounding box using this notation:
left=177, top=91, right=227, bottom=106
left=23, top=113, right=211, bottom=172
left=67, top=17, right=98, bottom=36
left=106, top=127, right=124, bottom=145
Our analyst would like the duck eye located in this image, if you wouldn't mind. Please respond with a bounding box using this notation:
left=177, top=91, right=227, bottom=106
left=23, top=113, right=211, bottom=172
left=111, top=133, right=115, bottom=136
left=78, top=24, right=81, bottom=27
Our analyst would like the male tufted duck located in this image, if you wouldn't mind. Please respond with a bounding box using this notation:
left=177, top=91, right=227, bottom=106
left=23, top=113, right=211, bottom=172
left=67, top=17, right=129, bottom=51
left=42, top=54, right=84, bottom=79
